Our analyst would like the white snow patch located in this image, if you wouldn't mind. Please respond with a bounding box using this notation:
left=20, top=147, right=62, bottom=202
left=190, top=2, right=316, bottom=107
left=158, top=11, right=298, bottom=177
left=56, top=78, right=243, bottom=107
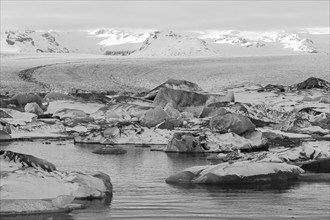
left=0, top=168, right=108, bottom=200
left=87, top=28, right=152, bottom=46
left=257, top=128, right=311, bottom=138
left=46, top=100, right=105, bottom=114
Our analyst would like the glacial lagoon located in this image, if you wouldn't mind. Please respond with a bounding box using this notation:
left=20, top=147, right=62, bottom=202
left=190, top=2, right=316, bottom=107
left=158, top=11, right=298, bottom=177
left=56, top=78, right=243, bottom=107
left=1, top=141, right=329, bottom=220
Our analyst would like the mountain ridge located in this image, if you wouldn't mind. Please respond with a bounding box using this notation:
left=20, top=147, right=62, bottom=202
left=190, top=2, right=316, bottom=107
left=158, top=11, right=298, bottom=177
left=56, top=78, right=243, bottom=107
left=1, top=29, right=328, bottom=56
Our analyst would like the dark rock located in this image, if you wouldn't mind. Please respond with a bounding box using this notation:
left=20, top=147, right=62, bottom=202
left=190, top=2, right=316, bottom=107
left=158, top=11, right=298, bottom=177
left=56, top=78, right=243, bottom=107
left=210, top=113, right=256, bottom=135
left=144, top=78, right=203, bottom=100
left=164, top=132, right=206, bottom=153
left=154, top=88, right=207, bottom=113
left=141, top=106, right=169, bottom=127
left=209, top=102, right=249, bottom=115
left=153, top=87, right=234, bottom=117
left=2, top=93, right=47, bottom=110
left=291, top=77, right=330, bottom=91
left=262, top=132, right=301, bottom=148
left=93, top=146, right=127, bottom=155
left=298, top=107, right=323, bottom=115
left=207, top=101, right=232, bottom=108
left=200, top=106, right=228, bottom=118
left=69, top=92, right=111, bottom=104
left=258, top=84, right=286, bottom=92
left=37, top=113, right=60, bottom=120
left=105, top=50, right=136, bottom=56
left=227, top=102, right=303, bottom=130
left=110, top=95, right=152, bottom=105
left=248, top=117, right=276, bottom=128
left=0, top=150, right=56, bottom=172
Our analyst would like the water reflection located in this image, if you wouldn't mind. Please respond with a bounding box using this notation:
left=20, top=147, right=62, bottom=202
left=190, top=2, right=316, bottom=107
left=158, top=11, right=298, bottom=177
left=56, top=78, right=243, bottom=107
left=75, top=194, right=113, bottom=210
left=165, top=152, right=210, bottom=172
left=0, top=212, right=74, bottom=220
left=73, top=143, right=103, bottom=152
left=167, top=181, right=298, bottom=196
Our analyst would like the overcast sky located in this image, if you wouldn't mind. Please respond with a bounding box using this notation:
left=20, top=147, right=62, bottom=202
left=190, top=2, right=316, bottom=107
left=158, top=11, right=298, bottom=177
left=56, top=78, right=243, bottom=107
left=1, top=1, right=329, bottom=31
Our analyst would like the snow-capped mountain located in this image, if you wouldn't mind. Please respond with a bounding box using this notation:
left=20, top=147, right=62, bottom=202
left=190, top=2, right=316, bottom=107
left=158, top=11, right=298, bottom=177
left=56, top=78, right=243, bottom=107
left=1, top=28, right=328, bottom=56
left=2, top=30, right=70, bottom=53
left=87, top=28, right=151, bottom=46
left=198, top=30, right=318, bottom=53
left=214, top=35, right=265, bottom=48
left=275, top=33, right=317, bottom=53
left=132, top=31, right=216, bottom=56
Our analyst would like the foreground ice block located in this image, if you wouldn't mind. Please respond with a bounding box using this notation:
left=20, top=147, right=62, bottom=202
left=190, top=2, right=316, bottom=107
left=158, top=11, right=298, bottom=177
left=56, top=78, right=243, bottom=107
left=0, top=150, right=112, bottom=214
left=166, top=161, right=304, bottom=184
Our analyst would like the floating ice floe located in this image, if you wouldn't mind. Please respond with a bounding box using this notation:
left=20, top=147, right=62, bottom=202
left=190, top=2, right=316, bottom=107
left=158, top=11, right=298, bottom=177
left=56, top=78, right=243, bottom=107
left=207, top=141, right=330, bottom=173
left=166, top=161, right=304, bottom=184
left=0, top=150, right=112, bottom=214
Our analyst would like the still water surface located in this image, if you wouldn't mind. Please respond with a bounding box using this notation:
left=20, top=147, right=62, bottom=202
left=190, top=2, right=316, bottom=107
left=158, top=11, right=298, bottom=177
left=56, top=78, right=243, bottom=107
left=1, top=141, right=329, bottom=220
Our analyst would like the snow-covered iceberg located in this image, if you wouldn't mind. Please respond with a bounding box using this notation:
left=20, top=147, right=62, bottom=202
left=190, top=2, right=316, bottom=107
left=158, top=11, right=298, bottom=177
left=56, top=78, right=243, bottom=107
left=166, top=161, right=304, bottom=184
left=0, top=150, right=112, bottom=215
